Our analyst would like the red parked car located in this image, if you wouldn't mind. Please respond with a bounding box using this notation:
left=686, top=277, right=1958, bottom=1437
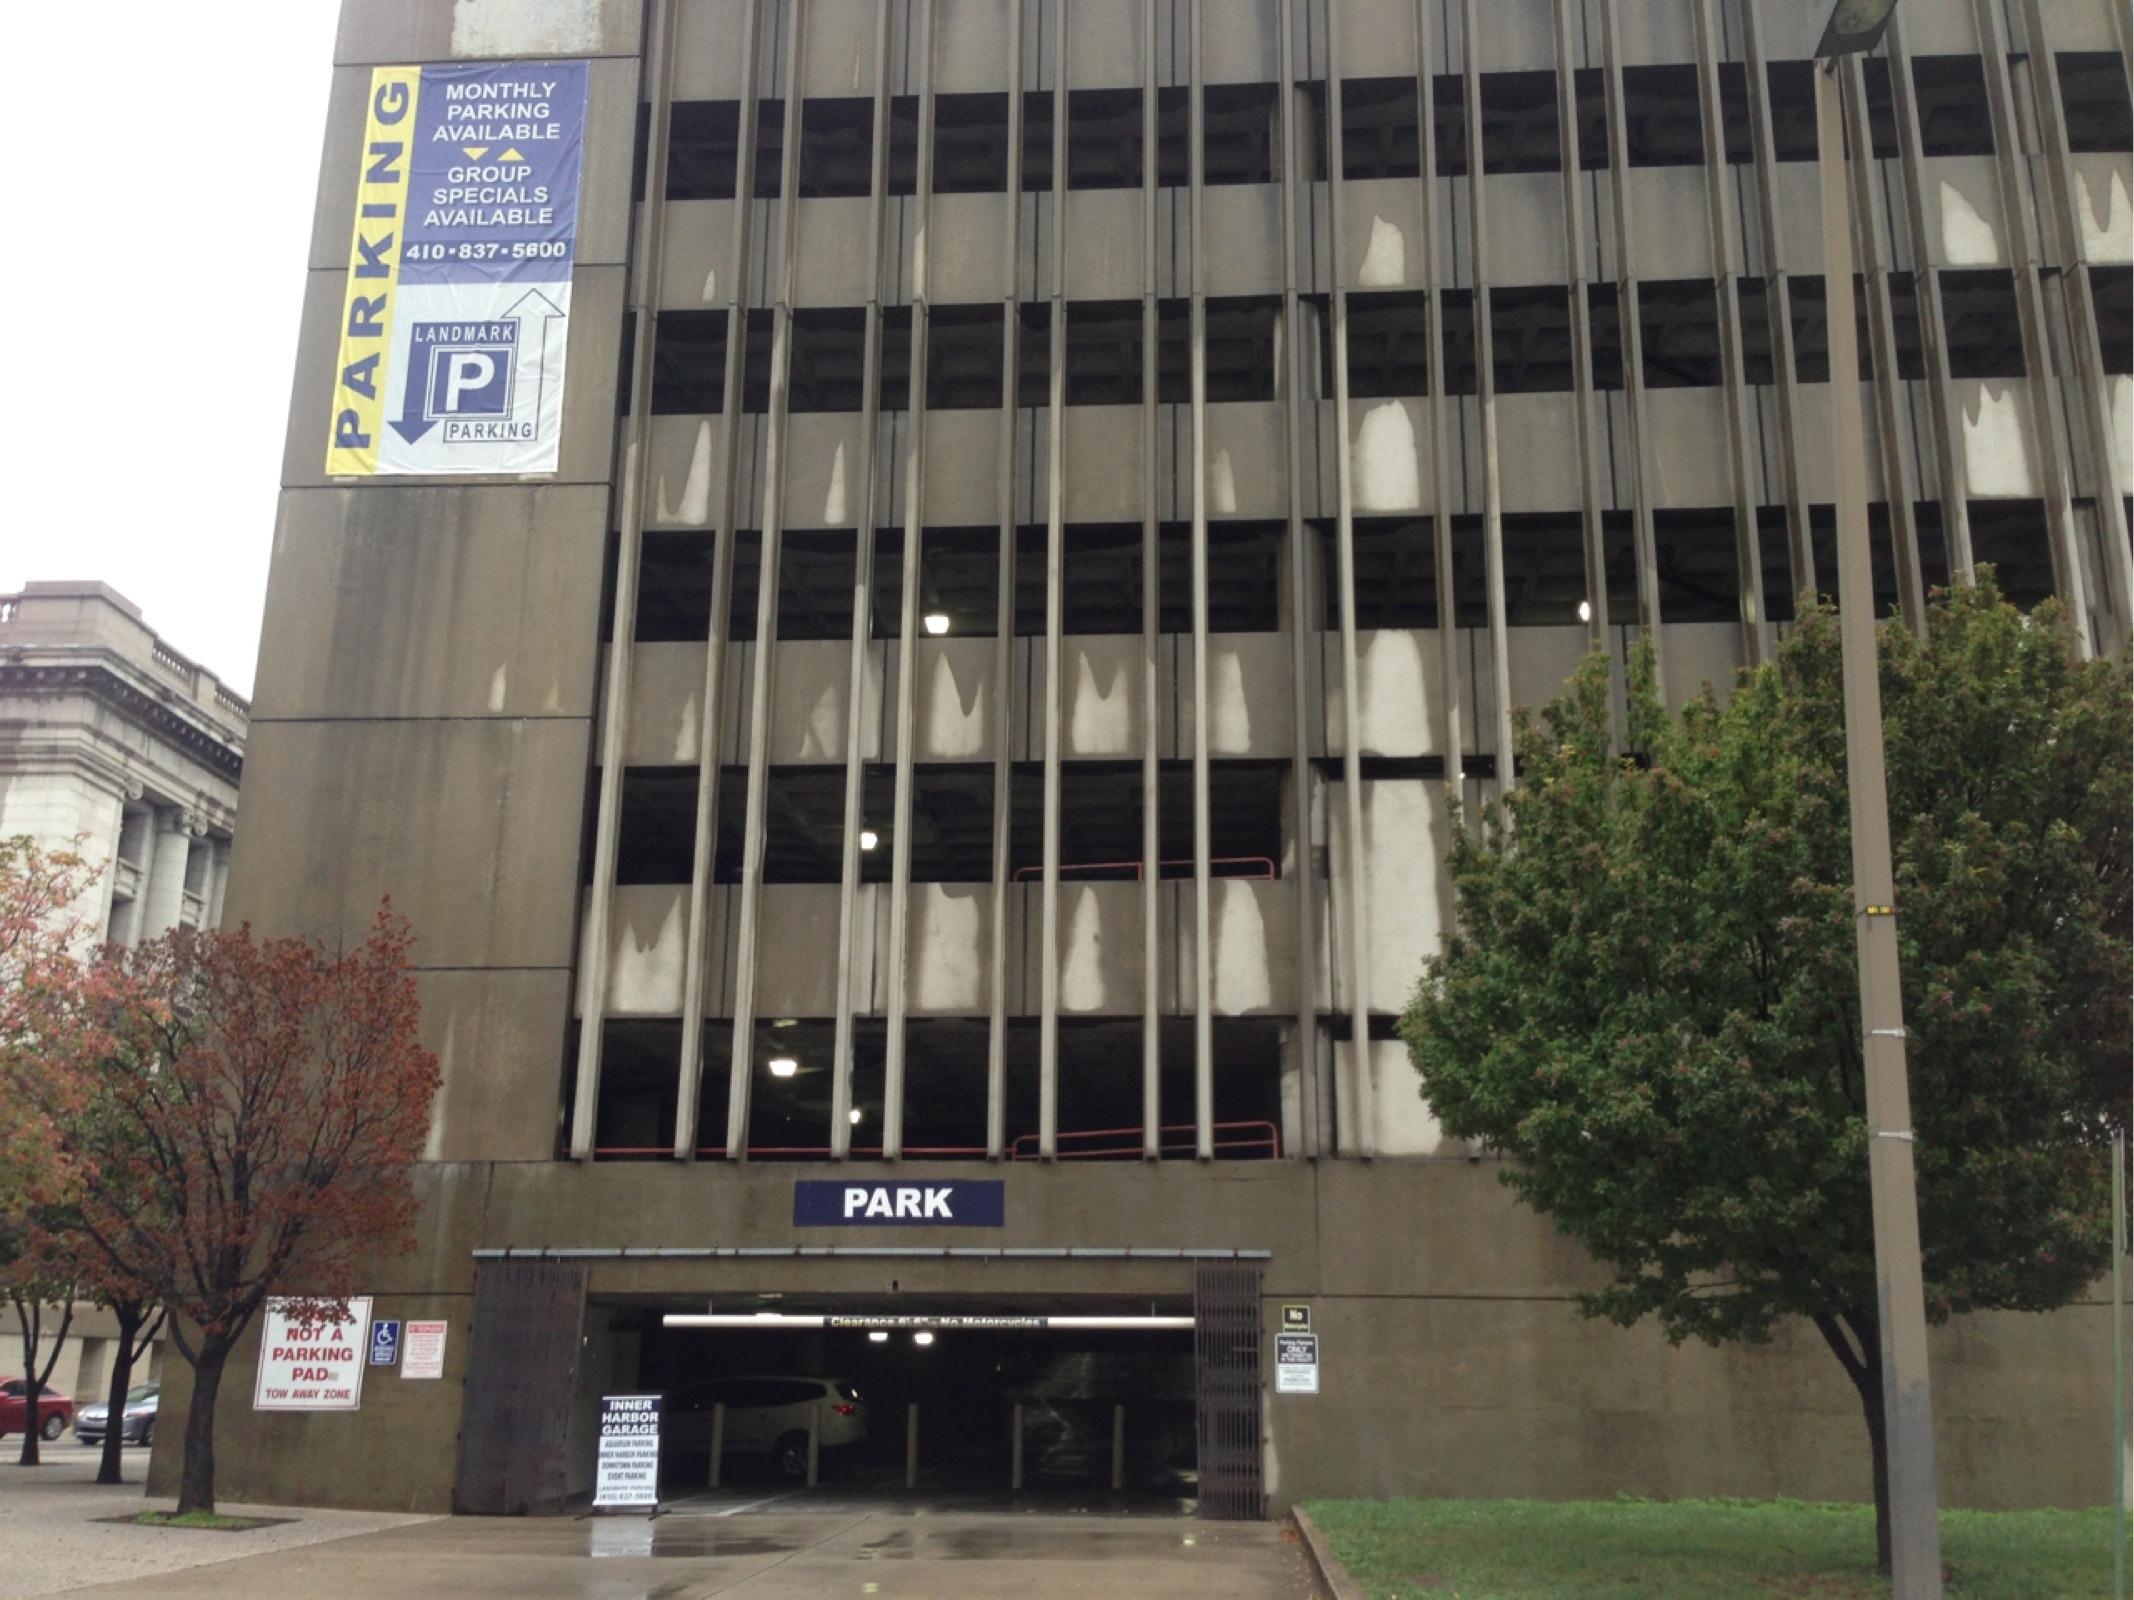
left=0, top=1378, right=74, bottom=1442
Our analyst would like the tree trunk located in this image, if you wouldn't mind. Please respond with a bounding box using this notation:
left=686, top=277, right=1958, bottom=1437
left=1813, top=1308, right=1891, bottom=1576
left=14, top=1300, right=40, bottom=1467
left=176, top=1340, right=229, bottom=1517
left=97, top=1303, right=145, bottom=1486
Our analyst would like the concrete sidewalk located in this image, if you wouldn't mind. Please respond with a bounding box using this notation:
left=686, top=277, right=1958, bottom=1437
left=0, top=1442, right=433, bottom=1598
left=49, top=1503, right=1322, bottom=1599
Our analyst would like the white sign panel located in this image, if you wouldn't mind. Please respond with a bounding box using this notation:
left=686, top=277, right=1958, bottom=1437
left=1276, top=1331, right=1319, bottom=1395
left=254, top=1297, right=373, bottom=1411
left=593, top=1394, right=662, bottom=1509
left=402, top=1319, right=449, bottom=1380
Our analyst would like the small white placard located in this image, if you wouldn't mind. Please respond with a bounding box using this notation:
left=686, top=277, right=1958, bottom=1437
left=1276, top=1331, right=1319, bottom=1395
left=402, top=1319, right=448, bottom=1380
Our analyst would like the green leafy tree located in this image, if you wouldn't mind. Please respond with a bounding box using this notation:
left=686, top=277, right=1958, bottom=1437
left=1401, top=577, right=2129, bottom=1573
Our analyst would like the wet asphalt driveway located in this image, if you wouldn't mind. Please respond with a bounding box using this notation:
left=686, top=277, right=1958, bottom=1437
left=62, top=1506, right=1324, bottom=1598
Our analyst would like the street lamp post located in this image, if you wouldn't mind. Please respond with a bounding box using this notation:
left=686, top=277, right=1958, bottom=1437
left=1812, top=2, right=1943, bottom=1596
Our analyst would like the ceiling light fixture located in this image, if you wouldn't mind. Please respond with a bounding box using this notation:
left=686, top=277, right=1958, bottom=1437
left=912, top=1331, right=935, bottom=1347
left=868, top=1330, right=889, bottom=1343
left=1577, top=598, right=1593, bottom=624
left=767, top=1056, right=799, bottom=1078
left=923, top=612, right=950, bottom=636
left=859, top=828, right=880, bottom=851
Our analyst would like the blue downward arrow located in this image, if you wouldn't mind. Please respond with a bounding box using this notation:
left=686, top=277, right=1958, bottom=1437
left=389, top=413, right=437, bottom=444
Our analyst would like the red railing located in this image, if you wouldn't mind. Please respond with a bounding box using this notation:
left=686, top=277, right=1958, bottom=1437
left=1009, top=1120, right=1282, bottom=1161
left=590, top=1145, right=990, bottom=1160
left=590, top=1124, right=1281, bottom=1161
left=1012, top=856, right=1276, bottom=882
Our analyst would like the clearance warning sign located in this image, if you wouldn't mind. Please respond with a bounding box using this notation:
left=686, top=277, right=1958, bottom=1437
left=254, top=1296, right=373, bottom=1411
left=326, top=61, right=588, bottom=476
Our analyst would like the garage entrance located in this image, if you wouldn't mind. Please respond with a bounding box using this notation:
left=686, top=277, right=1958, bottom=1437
left=457, top=1260, right=1265, bottom=1520
left=640, top=1298, right=1200, bottom=1511
left=639, top=1278, right=1258, bottom=1516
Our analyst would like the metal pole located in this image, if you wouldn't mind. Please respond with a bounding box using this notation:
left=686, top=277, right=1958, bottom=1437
left=1112, top=1403, right=1125, bottom=1492
left=1815, top=57, right=1942, bottom=1600
left=2113, top=1134, right=2128, bottom=1600
left=709, top=1402, right=725, bottom=1489
left=906, top=1401, right=919, bottom=1491
left=806, top=1399, right=820, bottom=1488
left=1010, top=1402, right=1024, bottom=1491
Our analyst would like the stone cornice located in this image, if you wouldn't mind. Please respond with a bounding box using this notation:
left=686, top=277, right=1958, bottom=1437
left=0, top=661, right=244, bottom=785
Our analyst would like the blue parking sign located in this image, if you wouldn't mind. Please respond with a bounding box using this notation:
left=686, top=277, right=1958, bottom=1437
left=369, top=1320, right=401, bottom=1367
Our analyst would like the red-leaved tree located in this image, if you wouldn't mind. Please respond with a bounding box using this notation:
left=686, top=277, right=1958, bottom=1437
left=0, top=837, right=97, bottom=1465
left=43, top=909, right=439, bottom=1513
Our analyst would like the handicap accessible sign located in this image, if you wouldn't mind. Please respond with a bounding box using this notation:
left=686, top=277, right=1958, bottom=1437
left=326, top=60, right=588, bottom=476
left=369, top=1319, right=401, bottom=1366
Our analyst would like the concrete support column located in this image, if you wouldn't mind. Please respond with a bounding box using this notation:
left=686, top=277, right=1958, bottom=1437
left=141, top=808, right=192, bottom=938
left=205, top=839, right=231, bottom=930
left=106, top=805, right=148, bottom=947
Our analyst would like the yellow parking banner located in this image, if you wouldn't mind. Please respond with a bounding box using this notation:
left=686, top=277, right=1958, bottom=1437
left=326, top=65, right=421, bottom=476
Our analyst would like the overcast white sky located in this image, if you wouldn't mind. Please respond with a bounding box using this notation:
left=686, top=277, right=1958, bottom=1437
left=1, top=2, right=342, bottom=695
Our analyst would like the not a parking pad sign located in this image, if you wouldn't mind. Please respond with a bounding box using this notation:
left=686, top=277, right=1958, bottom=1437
left=254, top=1296, right=372, bottom=1411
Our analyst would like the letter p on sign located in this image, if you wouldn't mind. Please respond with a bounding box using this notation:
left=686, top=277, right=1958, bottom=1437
left=844, top=1187, right=869, bottom=1218
left=445, top=352, right=497, bottom=411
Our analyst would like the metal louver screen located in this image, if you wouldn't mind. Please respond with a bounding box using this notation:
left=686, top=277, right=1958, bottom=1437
left=1193, top=1260, right=1266, bottom=1520
left=454, top=1260, right=588, bottom=1515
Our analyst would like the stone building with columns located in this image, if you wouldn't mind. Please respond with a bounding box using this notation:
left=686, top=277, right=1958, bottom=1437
left=0, top=581, right=234, bottom=1414
left=0, top=581, right=246, bottom=946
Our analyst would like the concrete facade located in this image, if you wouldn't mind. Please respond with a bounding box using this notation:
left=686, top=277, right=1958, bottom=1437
left=0, top=582, right=247, bottom=948
left=165, top=0, right=2129, bottom=1517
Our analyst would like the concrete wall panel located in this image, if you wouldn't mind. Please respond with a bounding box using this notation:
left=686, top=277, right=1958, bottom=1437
left=253, top=485, right=607, bottom=722
left=1322, top=776, right=1450, bottom=1014
left=1921, top=156, right=2009, bottom=268
left=1643, top=386, right=1733, bottom=506
left=1486, top=174, right=1570, bottom=285
left=617, top=642, right=709, bottom=767
left=1162, top=633, right=1295, bottom=759
left=421, top=969, right=569, bottom=1161
left=1062, top=407, right=1147, bottom=522
left=921, top=409, right=1009, bottom=525
left=2068, top=157, right=2133, bottom=264
left=801, top=0, right=879, bottom=95
left=1065, top=0, right=1144, bottom=89
left=1324, top=627, right=1444, bottom=757
left=754, top=884, right=844, bottom=1015
left=606, top=883, right=689, bottom=1016
left=1204, top=0, right=1281, bottom=83
left=1203, top=185, right=1286, bottom=296
left=929, top=194, right=1013, bottom=303
left=225, top=717, right=591, bottom=968
left=335, top=0, right=641, bottom=66
left=1171, top=878, right=1297, bottom=1015
left=1335, top=0, right=1418, bottom=78
left=1473, top=0, right=1557, bottom=70
left=673, top=0, right=751, bottom=98
left=906, top=882, right=994, bottom=1014
left=1496, top=392, right=1587, bottom=511
left=1063, top=189, right=1146, bottom=301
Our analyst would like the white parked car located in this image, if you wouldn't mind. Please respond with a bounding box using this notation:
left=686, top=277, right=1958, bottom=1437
left=663, top=1375, right=869, bottom=1480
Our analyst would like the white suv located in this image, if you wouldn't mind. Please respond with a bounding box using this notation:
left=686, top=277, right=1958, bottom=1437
left=665, top=1375, right=869, bottom=1480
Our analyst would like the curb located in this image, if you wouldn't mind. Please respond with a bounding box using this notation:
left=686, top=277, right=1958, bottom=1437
left=1291, top=1506, right=1369, bottom=1600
